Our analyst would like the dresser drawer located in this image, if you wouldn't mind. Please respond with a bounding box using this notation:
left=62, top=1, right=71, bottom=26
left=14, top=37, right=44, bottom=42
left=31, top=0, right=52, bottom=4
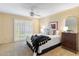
left=61, top=32, right=77, bottom=52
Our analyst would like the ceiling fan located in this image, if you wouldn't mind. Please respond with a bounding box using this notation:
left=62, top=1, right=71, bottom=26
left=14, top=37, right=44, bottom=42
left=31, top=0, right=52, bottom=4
left=30, top=8, right=40, bottom=17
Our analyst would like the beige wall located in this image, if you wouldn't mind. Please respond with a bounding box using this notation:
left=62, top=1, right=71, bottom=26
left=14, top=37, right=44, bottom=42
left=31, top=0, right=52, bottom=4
left=33, top=19, right=40, bottom=34
left=0, top=12, right=40, bottom=44
left=40, top=6, right=79, bottom=34
left=0, top=13, right=14, bottom=44
left=40, top=6, right=79, bottom=50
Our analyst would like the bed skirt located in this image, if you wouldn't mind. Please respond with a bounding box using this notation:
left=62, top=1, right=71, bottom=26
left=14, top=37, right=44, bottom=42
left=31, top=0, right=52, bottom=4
left=27, top=41, right=61, bottom=55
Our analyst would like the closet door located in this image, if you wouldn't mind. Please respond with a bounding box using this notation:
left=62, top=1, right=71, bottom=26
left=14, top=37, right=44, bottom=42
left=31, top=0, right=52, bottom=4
left=14, top=19, right=33, bottom=41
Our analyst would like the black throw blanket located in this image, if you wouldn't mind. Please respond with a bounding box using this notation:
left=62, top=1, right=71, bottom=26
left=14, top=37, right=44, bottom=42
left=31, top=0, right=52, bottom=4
left=31, top=35, right=51, bottom=53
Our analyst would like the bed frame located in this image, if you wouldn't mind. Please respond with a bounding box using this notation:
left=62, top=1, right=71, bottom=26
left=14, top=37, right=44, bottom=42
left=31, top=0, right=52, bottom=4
left=27, top=41, right=61, bottom=56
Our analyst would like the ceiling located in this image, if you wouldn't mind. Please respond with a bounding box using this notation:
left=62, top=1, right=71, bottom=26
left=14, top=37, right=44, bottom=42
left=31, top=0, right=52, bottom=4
left=0, top=3, right=79, bottom=17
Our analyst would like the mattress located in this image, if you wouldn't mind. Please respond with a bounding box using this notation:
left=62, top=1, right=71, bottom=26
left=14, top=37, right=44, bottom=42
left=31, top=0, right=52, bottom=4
left=26, top=34, right=61, bottom=53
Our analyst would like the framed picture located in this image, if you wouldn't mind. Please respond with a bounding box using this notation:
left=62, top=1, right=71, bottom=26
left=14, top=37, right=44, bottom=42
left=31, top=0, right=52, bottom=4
left=50, top=21, right=58, bottom=30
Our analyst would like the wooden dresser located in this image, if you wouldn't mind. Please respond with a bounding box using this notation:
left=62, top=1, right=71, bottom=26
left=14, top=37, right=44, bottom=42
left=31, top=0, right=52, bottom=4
left=61, top=32, right=78, bottom=53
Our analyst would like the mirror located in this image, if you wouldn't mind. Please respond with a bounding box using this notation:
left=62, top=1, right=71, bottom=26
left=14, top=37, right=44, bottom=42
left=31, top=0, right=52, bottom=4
left=65, top=16, right=77, bottom=33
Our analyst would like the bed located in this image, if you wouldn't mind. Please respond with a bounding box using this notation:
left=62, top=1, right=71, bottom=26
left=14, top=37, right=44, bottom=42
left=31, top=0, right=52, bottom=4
left=26, top=34, right=61, bottom=55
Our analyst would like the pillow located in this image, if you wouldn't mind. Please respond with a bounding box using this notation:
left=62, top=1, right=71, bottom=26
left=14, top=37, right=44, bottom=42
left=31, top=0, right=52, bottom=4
left=52, top=30, right=56, bottom=35
left=49, top=30, right=59, bottom=35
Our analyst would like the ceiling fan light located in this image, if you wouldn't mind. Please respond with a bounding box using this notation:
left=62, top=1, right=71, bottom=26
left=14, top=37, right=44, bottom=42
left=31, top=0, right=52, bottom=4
left=33, top=15, right=40, bottom=18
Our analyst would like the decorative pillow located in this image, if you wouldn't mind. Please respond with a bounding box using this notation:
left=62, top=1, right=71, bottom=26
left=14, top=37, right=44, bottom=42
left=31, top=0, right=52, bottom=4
left=52, top=30, right=56, bottom=35
left=49, top=30, right=59, bottom=35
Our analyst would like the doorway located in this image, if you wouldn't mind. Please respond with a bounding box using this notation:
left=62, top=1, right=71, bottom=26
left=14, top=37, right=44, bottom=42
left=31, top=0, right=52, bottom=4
left=14, top=19, right=33, bottom=41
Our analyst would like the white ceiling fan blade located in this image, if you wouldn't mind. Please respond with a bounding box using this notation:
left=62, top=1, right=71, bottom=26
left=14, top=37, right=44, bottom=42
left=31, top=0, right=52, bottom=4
left=30, top=7, right=40, bottom=17
left=34, top=13, right=40, bottom=16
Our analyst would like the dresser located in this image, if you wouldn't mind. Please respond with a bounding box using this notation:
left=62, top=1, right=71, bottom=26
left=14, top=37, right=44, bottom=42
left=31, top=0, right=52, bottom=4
left=61, top=32, right=78, bottom=53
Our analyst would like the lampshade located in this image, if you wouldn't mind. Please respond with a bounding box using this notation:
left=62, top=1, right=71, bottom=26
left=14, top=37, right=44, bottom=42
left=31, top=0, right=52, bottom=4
left=41, top=26, right=45, bottom=33
left=63, top=26, right=68, bottom=32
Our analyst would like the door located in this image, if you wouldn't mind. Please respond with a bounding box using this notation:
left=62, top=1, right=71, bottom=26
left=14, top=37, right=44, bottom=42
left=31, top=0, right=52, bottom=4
left=14, top=19, right=33, bottom=41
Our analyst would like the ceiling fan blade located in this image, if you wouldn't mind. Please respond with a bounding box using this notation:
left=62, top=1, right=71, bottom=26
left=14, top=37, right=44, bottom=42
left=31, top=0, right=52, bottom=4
left=34, top=13, right=40, bottom=16
left=30, top=8, right=40, bottom=16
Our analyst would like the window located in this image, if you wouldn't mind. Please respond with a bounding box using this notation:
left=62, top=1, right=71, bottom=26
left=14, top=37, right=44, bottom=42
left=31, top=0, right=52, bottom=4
left=14, top=19, right=33, bottom=41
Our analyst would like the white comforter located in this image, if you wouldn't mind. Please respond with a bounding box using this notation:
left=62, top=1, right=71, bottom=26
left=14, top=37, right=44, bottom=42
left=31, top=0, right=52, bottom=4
left=26, top=34, right=61, bottom=53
